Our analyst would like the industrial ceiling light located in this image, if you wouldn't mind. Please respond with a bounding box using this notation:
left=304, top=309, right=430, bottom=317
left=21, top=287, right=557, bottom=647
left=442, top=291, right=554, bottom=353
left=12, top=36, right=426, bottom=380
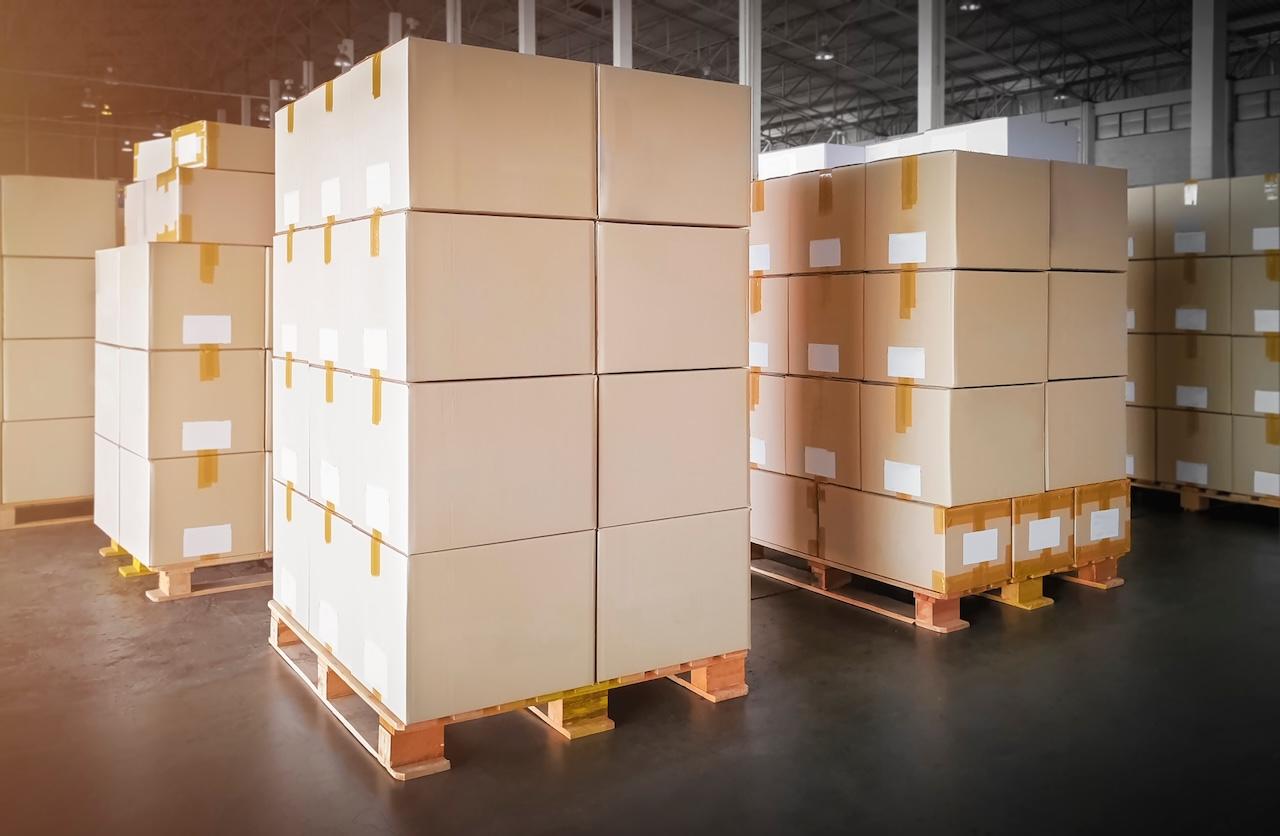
left=281, top=79, right=297, bottom=103
left=814, top=46, right=834, bottom=62
left=121, top=139, right=132, bottom=152
left=80, top=87, right=96, bottom=109
left=959, top=1, right=981, bottom=11
left=100, top=103, right=112, bottom=116
left=1052, top=88, right=1069, bottom=102
left=151, top=124, right=166, bottom=137
left=334, top=38, right=355, bottom=70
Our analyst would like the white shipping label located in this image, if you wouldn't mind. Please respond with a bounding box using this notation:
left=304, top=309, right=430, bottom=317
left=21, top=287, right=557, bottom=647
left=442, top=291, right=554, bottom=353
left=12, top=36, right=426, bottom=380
left=1125, top=381, right=1136, bottom=403
left=804, top=447, right=837, bottom=479
left=317, top=600, right=339, bottom=648
left=175, top=132, right=202, bottom=165
left=182, top=314, right=232, bottom=345
left=1255, top=390, right=1280, bottom=415
left=1173, top=231, right=1206, bottom=254
left=748, top=341, right=770, bottom=368
left=1253, top=226, right=1280, bottom=251
left=1176, top=459, right=1209, bottom=486
left=279, top=568, right=297, bottom=611
left=364, top=640, right=389, bottom=696
left=321, top=460, right=341, bottom=504
left=962, top=528, right=999, bottom=566
left=809, top=238, right=842, bottom=268
left=282, top=191, right=301, bottom=226
left=1175, top=385, right=1208, bottom=409
left=749, top=437, right=767, bottom=467
left=748, top=244, right=771, bottom=272
left=1254, top=309, right=1280, bottom=334
left=365, top=162, right=391, bottom=209
left=887, top=231, right=927, bottom=265
left=887, top=346, right=926, bottom=380
left=281, top=447, right=298, bottom=482
left=1254, top=471, right=1280, bottom=498
left=1026, top=517, right=1061, bottom=552
left=1183, top=182, right=1199, bottom=206
left=1125, top=454, right=1135, bottom=477
left=363, top=328, right=388, bottom=372
left=1090, top=508, right=1121, bottom=542
left=182, top=523, right=232, bottom=558
left=365, top=484, right=390, bottom=533
left=883, top=460, right=922, bottom=497
left=317, top=328, right=339, bottom=362
left=320, top=177, right=342, bottom=218
left=1127, top=237, right=1135, bottom=258
left=281, top=323, right=298, bottom=354
left=1174, top=307, right=1208, bottom=331
left=808, top=343, right=840, bottom=374
left=181, top=420, right=232, bottom=451
left=1126, top=308, right=1136, bottom=331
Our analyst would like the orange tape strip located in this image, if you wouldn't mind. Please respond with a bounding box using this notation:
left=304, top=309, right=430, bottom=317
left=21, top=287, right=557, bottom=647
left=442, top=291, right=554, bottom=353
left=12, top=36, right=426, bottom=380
left=325, top=81, right=334, bottom=112
left=372, top=52, right=382, bottom=99
left=370, top=530, right=382, bottom=577
left=286, top=480, right=294, bottom=521
left=751, top=180, right=765, bottom=213
left=1185, top=333, right=1198, bottom=359
left=901, top=155, right=919, bottom=210
left=323, top=216, right=335, bottom=265
left=371, top=370, right=382, bottom=425
left=325, top=361, right=335, bottom=403
left=749, top=276, right=763, bottom=314
left=1267, top=415, right=1280, bottom=445
left=287, top=102, right=295, bottom=133
left=749, top=372, right=761, bottom=410
left=286, top=224, right=295, bottom=263
left=324, top=502, right=334, bottom=544
left=1266, top=334, right=1280, bottom=363
left=370, top=209, right=382, bottom=257
left=899, top=268, right=916, bottom=319
left=284, top=352, right=294, bottom=388
left=1267, top=253, right=1279, bottom=281
left=894, top=384, right=913, bottom=434
left=817, top=170, right=833, bottom=215
left=199, top=345, right=220, bottom=381
left=199, top=243, right=219, bottom=284
left=197, top=451, right=218, bottom=489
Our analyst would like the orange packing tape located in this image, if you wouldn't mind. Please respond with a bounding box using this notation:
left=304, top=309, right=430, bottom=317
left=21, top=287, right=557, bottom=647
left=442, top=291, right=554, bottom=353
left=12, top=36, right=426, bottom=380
left=1188, top=408, right=1201, bottom=434
left=325, top=361, right=335, bottom=403
left=898, top=268, right=917, bottom=319
left=370, top=209, right=382, bottom=257
left=197, top=451, right=218, bottom=489
left=751, top=180, right=765, bottom=213
left=199, top=345, right=221, bottom=381
left=287, top=102, right=295, bottom=133
left=817, top=170, right=833, bottom=215
left=1266, top=415, right=1280, bottom=446
left=1267, top=253, right=1279, bottom=281
left=286, top=224, right=295, bottom=263
left=370, top=530, right=382, bottom=577
left=372, top=52, right=382, bottom=99
left=179, top=213, right=193, bottom=241
left=155, top=165, right=177, bottom=192
left=1182, top=255, right=1197, bottom=284
left=901, top=155, right=919, bottom=210
left=323, top=216, right=335, bottom=264
left=325, top=80, right=334, bottom=112
left=371, top=370, right=382, bottom=425
left=284, top=352, right=294, bottom=388
left=324, top=502, right=334, bottom=544
left=749, top=372, right=760, bottom=410
left=1267, top=334, right=1280, bottom=363
left=199, top=244, right=219, bottom=283
left=285, top=481, right=294, bottom=521
left=1185, top=333, right=1199, bottom=359
left=749, top=276, right=763, bottom=314
left=894, top=384, right=913, bottom=434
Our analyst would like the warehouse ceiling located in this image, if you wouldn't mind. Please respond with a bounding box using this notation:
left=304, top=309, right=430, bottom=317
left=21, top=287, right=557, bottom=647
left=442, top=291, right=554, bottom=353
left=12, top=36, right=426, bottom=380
left=2, top=0, right=1279, bottom=153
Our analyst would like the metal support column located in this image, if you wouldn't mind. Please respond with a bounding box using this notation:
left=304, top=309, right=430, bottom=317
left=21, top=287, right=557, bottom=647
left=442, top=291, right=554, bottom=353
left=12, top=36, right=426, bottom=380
left=240, top=95, right=251, bottom=126
left=917, top=0, right=944, bottom=133
left=268, top=80, right=281, bottom=128
left=612, top=0, right=632, bottom=69
left=388, top=11, right=403, bottom=45
left=518, top=0, right=536, bottom=55
left=1190, top=0, right=1227, bottom=179
left=739, top=0, right=761, bottom=179
left=446, top=0, right=462, bottom=45
left=1080, top=100, right=1095, bottom=165
left=302, top=60, right=315, bottom=94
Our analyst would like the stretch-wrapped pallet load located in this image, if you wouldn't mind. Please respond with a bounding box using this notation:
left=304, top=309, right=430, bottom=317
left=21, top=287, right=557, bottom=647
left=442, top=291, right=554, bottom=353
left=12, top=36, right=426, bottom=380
left=0, top=176, right=116, bottom=518
left=94, top=121, right=274, bottom=593
left=749, top=149, right=1131, bottom=621
left=270, top=38, right=748, bottom=730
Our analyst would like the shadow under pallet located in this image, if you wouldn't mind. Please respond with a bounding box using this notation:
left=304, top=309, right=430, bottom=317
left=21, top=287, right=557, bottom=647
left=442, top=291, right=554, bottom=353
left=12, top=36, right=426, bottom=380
left=1133, top=479, right=1280, bottom=512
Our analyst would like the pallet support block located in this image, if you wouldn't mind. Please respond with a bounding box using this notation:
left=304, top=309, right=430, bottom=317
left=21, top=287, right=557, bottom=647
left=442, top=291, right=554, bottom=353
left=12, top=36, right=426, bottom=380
left=118, top=557, right=155, bottom=578
left=529, top=690, right=615, bottom=739
left=1180, top=487, right=1210, bottom=512
left=377, top=721, right=450, bottom=778
left=913, top=593, right=969, bottom=633
left=986, top=577, right=1054, bottom=611
left=99, top=539, right=129, bottom=559
left=670, top=654, right=750, bottom=702
left=808, top=561, right=852, bottom=591
left=1063, top=557, right=1125, bottom=590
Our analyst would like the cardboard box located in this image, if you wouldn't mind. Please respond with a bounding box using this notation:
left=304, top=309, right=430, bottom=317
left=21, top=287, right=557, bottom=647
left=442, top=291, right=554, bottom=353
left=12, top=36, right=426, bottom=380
left=94, top=248, right=122, bottom=346
left=271, top=478, right=316, bottom=629
left=1049, top=161, right=1127, bottom=272
left=118, top=446, right=267, bottom=567
left=1229, top=174, right=1280, bottom=256
left=1, top=257, right=94, bottom=338
left=132, top=137, right=173, bottom=182
left=94, top=434, right=119, bottom=542
left=1126, top=406, right=1156, bottom=481
left=307, top=364, right=358, bottom=520
left=1232, top=415, right=1280, bottom=498
left=271, top=356, right=309, bottom=496
left=748, top=177, right=795, bottom=276
left=788, top=273, right=863, bottom=380
left=788, top=165, right=865, bottom=274
left=0, top=176, right=117, bottom=257
left=1010, top=489, right=1075, bottom=579
left=173, top=120, right=273, bottom=174
left=821, top=484, right=1012, bottom=596
left=749, top=469, right=818, bottom=556
left=1048, top=271, right=1127, bottom=379
left=860, top=382, right=1044, bottom=506
left=597, top=65, right=749, bottom=227
left=748, top=276, right=788, bottom=375
left=1046, top=377, right=1127, bottom=490
left=1153, top=257, right=1230, bottom=334
left=1154, top=179, right=1229, bottom=257
left=1155, top=334, right=1231, bottom=412
left=864, top=270, right=1048, bottom=387
left=1156, top=408, right=1231, bottom=491
left=94, top=343, right=119, bottom=444
left=599, top=369, right=748, bottom=528
left=123, top=181, right=146, bottom=246
left=1073, top=480, right=1131, bottom=566
left=1, top=417, right=93, bottom=503
left=144, top=167, right=273, bottom=246
left=598, top=223, right=746, bottom=373
left=2, top=338, right=93, bottom=420
left=1126, top=259, right=1155, bottom=333
left=865, top=151, right=1050, bottom=271
left=1127, top=185, right=1155, bottom=260
left=1231, top=335, right=1280, bottom=417
left=784, top=375, right=859, bottom=489
left=749, top=372, right=785, bottom=474
left=1126, top=334, right=1156, bottom=407
left=864, top=115, right=1078, bottom=164
left=1230, top=255, right=1279, bottom=336
left=758, top=143, right=865, bottom=179
left=271, top=226, right=318, bottom=364
left=597, top=509, right=749, bottom=680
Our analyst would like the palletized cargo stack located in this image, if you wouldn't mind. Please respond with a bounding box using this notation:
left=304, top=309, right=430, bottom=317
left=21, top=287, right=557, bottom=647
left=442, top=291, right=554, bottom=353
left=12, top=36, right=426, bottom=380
left=267, top=38, right=749, bottom=780
left=748, top=150, right=1132, bottom=631
left=1125, top=174, right=1279, bottom=509
left=0, top=176, right=116, bottom=529
left=94, top=121, right=275, bottom=600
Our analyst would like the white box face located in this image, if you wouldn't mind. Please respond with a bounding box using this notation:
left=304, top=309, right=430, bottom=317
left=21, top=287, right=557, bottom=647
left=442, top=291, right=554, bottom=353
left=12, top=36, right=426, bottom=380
left=94, top=248, right=122, bottom=345
left=272, top=228, right=318, bottom=364
left=271, top=357, right=310, bottom=495
left=307, top=365, right=357, bottom=516
left=335, top=213, right=409, bottom=380
left=94, top=435, right=120, bottom=541
left=143, top=178, right=179, bottom=243
left=348, top=376, right=411, bottom=552
left=123, top=182, right=147, bottom=246
left=117, top=446, right=153, bottom=566
left=115, top=243, right=155, bottom=350
left=134, top=137, right=172, bottom=181
left=116, top=348, right=151, bottom=458
left=306, top=500, right=368, bottom=679
left=94, top=344, right=120, bottom=444
left=352, top=530, right=410, bottom=720
left=271, top=479, right=313, bottom=630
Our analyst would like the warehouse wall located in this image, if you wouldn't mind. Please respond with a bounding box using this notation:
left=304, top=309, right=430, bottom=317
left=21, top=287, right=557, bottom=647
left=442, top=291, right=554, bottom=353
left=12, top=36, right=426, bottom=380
left=1094, top=130, right=1190, bottom=186
left=0, top=129, right=129, bottom=180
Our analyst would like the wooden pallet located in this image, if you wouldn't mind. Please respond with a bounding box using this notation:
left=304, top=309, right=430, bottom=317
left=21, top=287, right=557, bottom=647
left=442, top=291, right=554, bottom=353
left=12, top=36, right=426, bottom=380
left=0, top=495, right=92, bottom=531
left=268, top=601, right=748, bottom=781
left=1133, top=479, right=1280, bottom=512
left=105, top=543, right=272, bottom=601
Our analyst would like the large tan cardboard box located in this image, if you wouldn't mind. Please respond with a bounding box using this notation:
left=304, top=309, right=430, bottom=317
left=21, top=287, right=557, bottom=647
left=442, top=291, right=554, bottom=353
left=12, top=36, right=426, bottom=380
left=784, top=375, right=859, bottom=489
left=821, top=484, right=1012, bottom=596
left=0, top=176, right=117, bottom=257
left=748, top=176, right=795, bottom=276
left=1229, top=174, right=1280, bottom=256
left=1, top=417, right=92, bottom=503
left=599, top=369, right=748, bottom=528
left=860, top=382, right=1044, bottom=506
left=1156, top=408, right=1231, bottom=491
left=597, top=509, right=749, bottom=680
left=789, top=165, right=865, bottom=274
left=1155, top=334, right=1231, bottom=413
left=749, top=372, right=785, bottom=474
left=1154, top=179, right=1229, bottom=257
left=597, top=65, right=749, bottom=227
left=94, top=343, right=119, bottom=444
left=132, top=136, right=172, bottom=182
left=1048, top=271, right=1127, bottom=379
left=1, top=257, right=94, bottom=338
left=1127, top=185, right=1155, bottom=260
left=788, top=273, right=863, bottom=380
left=1046, top=377, right=1127, bottom=490
left=270, top=478, right=315, bottom=629
left=1232, top=415, right=1280, bottom=498
left=1049, top=161, right=1127, bottom=272
left=1230, top=255, right=1279, bottom=336
left=864, top=270, right=1047, bottom=386
left=1126, top=260, right=1155, bottom=333
left=1231, top=335, right=1280, bottom=417
left=172, top=120, right=273, bottom=174
left=2, top=338, right=93, bottom=420
left=1073, top=480, right=1131, bottom=567
left=865, top=151, right=1050, bottom=271
left=749, top=469, right=818, bottom=556
left=94, top=434, right=119, bottom=541
left=1126, top=334, right=1156, bottom=407
left=1153, top=257, right=1231, bottom=334
left=145, top=167, right=273, bottom=246
left=748, top=276, right=788, bottom=375
left=1010, top=489, right=1075, bottom=579
left=1126, top=405, right=1156, bottom=481
left=597, top=223, right=746, bottom=373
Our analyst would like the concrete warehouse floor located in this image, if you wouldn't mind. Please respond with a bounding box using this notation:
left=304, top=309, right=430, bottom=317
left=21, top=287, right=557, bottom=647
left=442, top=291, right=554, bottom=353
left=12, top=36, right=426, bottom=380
left=1, top=494, right=1276, bottom=835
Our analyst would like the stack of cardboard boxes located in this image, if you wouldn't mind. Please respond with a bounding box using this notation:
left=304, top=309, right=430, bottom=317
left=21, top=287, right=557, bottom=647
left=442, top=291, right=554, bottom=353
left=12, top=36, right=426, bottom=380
left=94, top=121, right=274, bottom=595
left=749, top=150, right=1131, bottom=615
left=0, top=176, right=116, bottom=511
left=1126, top=175, right=1279, bottom=500
left=270, top=38, right=748, bottom=726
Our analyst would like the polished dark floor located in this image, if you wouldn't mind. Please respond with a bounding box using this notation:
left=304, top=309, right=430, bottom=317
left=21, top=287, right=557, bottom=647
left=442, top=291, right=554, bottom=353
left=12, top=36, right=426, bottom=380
left=2, top=493, right=1277, bottom=835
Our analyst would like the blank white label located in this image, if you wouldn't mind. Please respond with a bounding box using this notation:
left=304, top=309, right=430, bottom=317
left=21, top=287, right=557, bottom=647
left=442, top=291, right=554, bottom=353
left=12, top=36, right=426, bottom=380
left=1253, top=226, right=1280, bottom=251
left=1127, top=237, right=1135, bottom=258
left=1254, top=471, right=1280, bottom=498
left=962, top=528, right=999, bottom=566
left=1176, top=459, right=1209, bottom=486
left=280, top=323, right=298, bottom=353
left=278, top=568, right=297, bottom=611
left=1090, top=508, right=1120, bottom=541
left=182, top=420, right=232, bottom=451
left=887, top=346, right=926, bottom=380
left=808, top=343, right=840, bottom=374
left=182, top=523, right=232, bottom=558
left=175, top=132, right=202, bottom=165
left=1173, top=231, right=1206, bottom=254
left=365, top=162, right=391, bottom=209
left=804, top=447, right=837, bottom=479
left=1175, top=385, right=1208, bottom=409
left=363, top=328, right=388, bottom=372
left=1125, top=381, right=1136, bottom=403
left=748, top=244, right=771, bottom=271
left=1125, top=454, right=1135, bottom=477
left=883, top=459, right=922, bottom=497
left=317, top=327, right=339, bottom=362
left=321, top=460, right=341, bottom=504
left=1255, top=390, right=1280, bottom=414
left=1027, top=517, right=1061, bottom=552
left=182, top=314, right=232, bottom=345
left=1183, top=182, right=1198, bottom=206
left=809, top=238, right=842, bottom=268
left=888, top=231, right=927, bottom=265
left=1174, top=307, right=1207, bottom=331
left=1255, top=309, right=1280, bottom=333
left=748, top=341, right=769, bottom=368
left=320, top=177, right=341, bottom=217
left=317, top=600, right=339, bottom=648
left=365, top=483, right=390, bottom=533
left=1126, top=308, right=1136, bottom=330
left=282, top=191, right=300, bottom=226
left=364, top=640, right=389, bottom=695
left=749, top=437, right=767, bottom=467
left=281, top=446, right=298, bottom=482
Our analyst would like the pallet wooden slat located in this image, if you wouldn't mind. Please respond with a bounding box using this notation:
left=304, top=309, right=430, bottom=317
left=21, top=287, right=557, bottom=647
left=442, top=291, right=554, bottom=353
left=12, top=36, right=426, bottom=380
left=1132, top=479, right=1280, bottom=512
left=105, top=543, right=273, bottom=602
